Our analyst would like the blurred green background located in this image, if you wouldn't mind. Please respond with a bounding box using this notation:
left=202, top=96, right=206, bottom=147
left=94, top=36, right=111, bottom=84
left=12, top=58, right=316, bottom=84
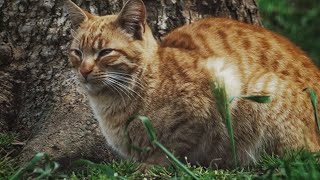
left=258, top=0, right=320, bottom=66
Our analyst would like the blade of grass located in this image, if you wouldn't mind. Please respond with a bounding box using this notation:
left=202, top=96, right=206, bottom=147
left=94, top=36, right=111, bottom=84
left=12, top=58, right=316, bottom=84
left=308, top=88, right=320, bottom=133
left=137, top=115, right=158, bottom=141
left=125, top=115, right=151, bottom=153
left=210, top=80, right=238, bottom=167
left=0, top=133, right=16, bottom=146
left=9, top=152, right=46, bottom=180
left=72, top=159, right=114, bottom=177
left=153, top=140, right=198, bottom=179
left=0, top=152, right=16, bottom=178
left=135, top=116, right=199, bottom=180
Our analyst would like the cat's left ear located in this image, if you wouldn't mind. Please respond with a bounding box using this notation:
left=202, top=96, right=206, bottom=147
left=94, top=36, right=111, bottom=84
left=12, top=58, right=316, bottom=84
left=64, top=0, right=93, bottom=28
left=116, top=0, right=146, bottom=40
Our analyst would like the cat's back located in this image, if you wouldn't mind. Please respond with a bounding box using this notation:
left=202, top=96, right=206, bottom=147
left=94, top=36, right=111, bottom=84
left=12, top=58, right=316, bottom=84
left=160, top=17, right=319, bottom=91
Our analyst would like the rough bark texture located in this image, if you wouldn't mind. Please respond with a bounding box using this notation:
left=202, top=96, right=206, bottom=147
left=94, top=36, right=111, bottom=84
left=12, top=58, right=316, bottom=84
left=0, top=0, right=261, bottom=164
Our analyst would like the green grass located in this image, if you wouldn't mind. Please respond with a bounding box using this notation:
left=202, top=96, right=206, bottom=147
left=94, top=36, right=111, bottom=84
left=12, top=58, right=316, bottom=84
left=258, top=0, right=320, bottom=66
left=2, top=150, right=320, bottom=179
left=0, top=133, right=16, bottom=147
left=0, top=153, right=16, bottom=179
left=0, top=133, right=18, bottom=179
left=257, top=150, right=320, bottom=180
left=68, top=159, right=255, bottom=179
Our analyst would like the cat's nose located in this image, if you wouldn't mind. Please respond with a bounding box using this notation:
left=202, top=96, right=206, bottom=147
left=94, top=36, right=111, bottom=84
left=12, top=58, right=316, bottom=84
left=80, top=68, right=93, bottom=79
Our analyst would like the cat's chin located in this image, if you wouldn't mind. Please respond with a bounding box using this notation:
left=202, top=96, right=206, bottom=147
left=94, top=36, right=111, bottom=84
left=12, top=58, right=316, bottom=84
left=79, top=81, right=105, bottom=94
left=80, top=81, right=117, bottom=96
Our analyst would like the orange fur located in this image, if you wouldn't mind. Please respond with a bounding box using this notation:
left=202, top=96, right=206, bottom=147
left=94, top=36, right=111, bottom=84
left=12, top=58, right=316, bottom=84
left=65, top=0, right=320, bottom=168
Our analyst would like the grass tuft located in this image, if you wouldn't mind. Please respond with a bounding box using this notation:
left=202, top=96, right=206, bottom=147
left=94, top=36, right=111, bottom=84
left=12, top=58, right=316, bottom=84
left=0, top=153, right=16, bottom=179
left=10, top=152, right=66, bottom=180
left=0, top=133, right=18, bottom=179
left=257, top=149, right=320, bottom=180
left=0, top=133, right=16, bottom=147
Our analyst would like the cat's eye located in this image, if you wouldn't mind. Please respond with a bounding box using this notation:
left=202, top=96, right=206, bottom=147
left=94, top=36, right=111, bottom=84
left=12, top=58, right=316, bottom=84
left=71, top=49, right=83, bottom=59
left=98, top=48, right=113, bottom=58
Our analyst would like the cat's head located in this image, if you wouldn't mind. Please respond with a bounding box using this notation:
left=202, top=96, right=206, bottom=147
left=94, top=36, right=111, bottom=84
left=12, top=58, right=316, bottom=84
left=64, top=0, right=156, bottom=94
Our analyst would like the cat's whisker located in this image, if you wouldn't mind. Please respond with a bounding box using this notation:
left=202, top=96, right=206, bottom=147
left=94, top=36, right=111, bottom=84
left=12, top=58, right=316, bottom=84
left=73, top=37, right=81, bottom=43
left=70, top=30, right=81, bottom=43
left=101, top=73, right=146, bottom=90
left=109, top=74, right=146, bottom=89
left=107, top=78, right=134, bottom=101
left=102, top=80, right=126, bottom=104
left=112, top=78, right=143, bottom=101
left=108, top=76, right=145, bottom=101
left=112, top=77, right=145, bottom=94
left=64, top=76, right=78, bottom=81
left=70, top=29, right=78, bottom=37
left=63, top=76, right=79, bottom=86
left=93, top=73, right=147, bottom=104
left=92, top=73, right=145, bottom=92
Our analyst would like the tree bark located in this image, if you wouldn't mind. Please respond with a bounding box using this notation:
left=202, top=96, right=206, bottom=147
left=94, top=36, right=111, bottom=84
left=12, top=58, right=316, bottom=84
left=0, top=0, right=261, bottom=164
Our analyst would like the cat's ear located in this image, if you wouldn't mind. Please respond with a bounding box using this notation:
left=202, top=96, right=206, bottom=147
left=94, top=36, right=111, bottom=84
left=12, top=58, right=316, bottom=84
left=64, top=0, right=92, bottom=28
left=116, top=0, right=146, bottom=40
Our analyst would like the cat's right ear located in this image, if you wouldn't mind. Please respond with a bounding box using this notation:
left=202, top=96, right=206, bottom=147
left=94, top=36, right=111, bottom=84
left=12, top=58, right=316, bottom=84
left=115, top=0, right=146, bottom=40
left=64, top=0, right=91, bottom=28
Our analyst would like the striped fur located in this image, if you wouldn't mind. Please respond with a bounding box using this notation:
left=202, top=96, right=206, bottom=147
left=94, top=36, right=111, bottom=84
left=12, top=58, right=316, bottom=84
left=65, top=0, right=320, bottom=168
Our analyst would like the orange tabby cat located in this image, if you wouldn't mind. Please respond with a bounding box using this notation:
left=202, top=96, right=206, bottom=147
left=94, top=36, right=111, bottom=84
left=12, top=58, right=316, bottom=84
left=64, top=0, right=320, bottom=168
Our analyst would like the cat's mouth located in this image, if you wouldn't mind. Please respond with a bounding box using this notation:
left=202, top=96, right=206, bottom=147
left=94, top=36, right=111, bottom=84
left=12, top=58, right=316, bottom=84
left=78, top=75, right=132, bottom=91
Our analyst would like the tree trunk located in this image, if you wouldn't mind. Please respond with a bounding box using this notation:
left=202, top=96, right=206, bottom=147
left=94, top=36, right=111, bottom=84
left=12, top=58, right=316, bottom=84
left=0, top=0, right=261, bottom=164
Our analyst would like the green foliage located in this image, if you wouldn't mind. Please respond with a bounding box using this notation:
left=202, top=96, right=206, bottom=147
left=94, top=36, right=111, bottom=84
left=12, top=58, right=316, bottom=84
left=0, top=133, right=16, bottom=147
left=0, top=133, right=17, bottom=179
left=69, top=159, right=116, bottom=179
left=6, top=149, right=319, bottom=179
left=10, top=152, right=66, bottom=180
left=257, top=150, right=320, bottom=180
left=258, top=0, right=320, bottom=65
left=68, top=158, right=255, bottom=179
left=0, top=153, right=16, bottom=179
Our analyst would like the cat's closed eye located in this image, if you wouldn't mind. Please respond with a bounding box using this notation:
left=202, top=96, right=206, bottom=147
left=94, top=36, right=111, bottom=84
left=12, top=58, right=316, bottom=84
left=98, top=48, right=113, bottom=58
left=71, top=48, right=83, bottom=60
